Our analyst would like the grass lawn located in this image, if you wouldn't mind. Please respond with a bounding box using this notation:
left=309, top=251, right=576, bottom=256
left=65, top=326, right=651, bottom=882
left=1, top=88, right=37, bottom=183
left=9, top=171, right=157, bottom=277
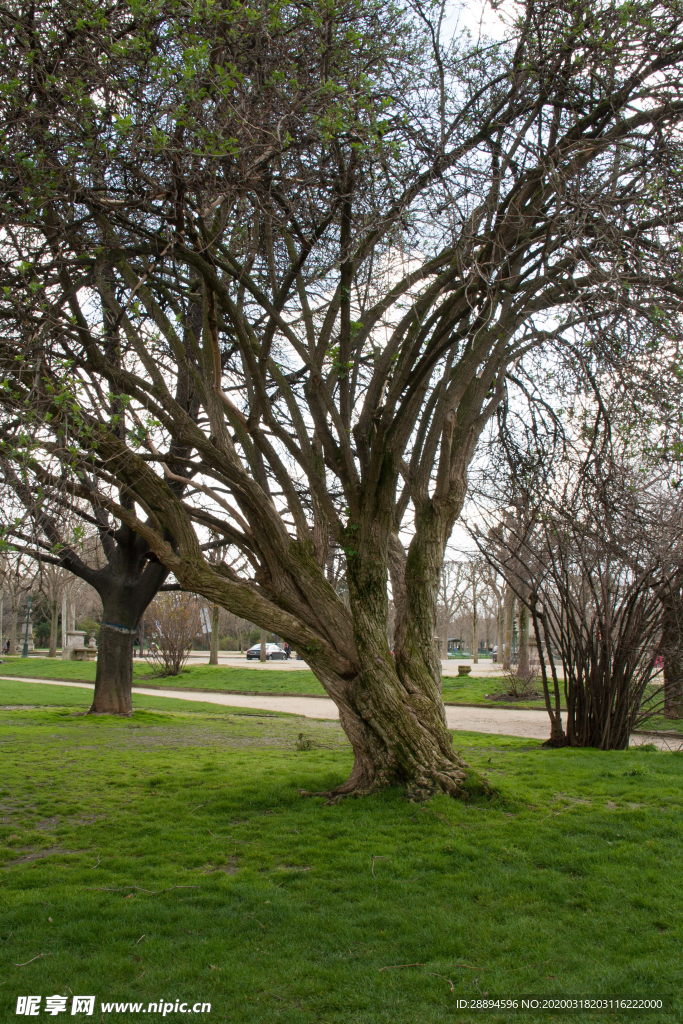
left=0, top=657, right=543, bottom=706
left=3, top=659, right=683, bottom=737
left=0, top=657, right=327, bottom=697
left=0, top=678, right=681, bottom=1023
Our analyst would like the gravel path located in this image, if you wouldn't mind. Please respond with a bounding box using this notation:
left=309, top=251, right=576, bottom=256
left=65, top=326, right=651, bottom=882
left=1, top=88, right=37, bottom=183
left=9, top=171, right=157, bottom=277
left=2, top=675, right=679, bottom=749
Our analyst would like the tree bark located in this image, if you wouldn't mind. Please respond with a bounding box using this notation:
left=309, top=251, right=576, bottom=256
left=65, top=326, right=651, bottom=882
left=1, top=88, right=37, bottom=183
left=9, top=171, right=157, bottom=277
left=310, top=656, right=468, bottom=800
left=503, top=587, right=514, bottom=670
left=322, top=515, right=470, bottom=800
left=518, top=599, right=529, bottom=677
left=259, top=627, right=266, bottom=662
left=48, top=596, right=58, bottom=657
left=91, top=619, right=136, bottom=715
left=471, top=580, right=478, bottom=664
left=86, top=527, right=168, bottom=715
left=661, top=585, right=683, bottom=718
left=209, top=604, right=219, bottom=665
left=496, top=597, right=504, bottom=664
left=10, top=595, right=18, bottom=655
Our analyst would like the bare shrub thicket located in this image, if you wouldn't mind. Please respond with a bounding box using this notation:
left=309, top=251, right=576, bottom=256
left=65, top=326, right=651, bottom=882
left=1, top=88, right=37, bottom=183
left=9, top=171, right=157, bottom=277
left=145, top=594, right=202, bottom=677
left=480, top=453, right=683, bottom=748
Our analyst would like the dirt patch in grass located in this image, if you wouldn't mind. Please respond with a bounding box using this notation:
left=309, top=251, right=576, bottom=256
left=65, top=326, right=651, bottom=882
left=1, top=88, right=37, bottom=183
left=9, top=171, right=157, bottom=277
left=3, top=847, right=83, bottom=866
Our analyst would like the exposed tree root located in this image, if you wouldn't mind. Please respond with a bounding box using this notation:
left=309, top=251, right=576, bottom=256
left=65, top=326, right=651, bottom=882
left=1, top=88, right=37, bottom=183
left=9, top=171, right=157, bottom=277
left=299, top=759, right=488, bottom=804
left=87, top=709, right=133, bottom=717
left=542, top=734, right=568, bottom=748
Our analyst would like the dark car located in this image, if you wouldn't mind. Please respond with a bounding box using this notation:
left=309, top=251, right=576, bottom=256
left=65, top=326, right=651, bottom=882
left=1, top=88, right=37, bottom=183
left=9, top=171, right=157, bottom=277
left=246, top=643, right=287, bottom=661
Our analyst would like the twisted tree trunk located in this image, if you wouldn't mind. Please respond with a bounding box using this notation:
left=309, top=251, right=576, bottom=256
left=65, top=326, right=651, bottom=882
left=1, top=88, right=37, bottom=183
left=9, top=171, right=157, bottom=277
left=326, top=506, right=470, bottom=800
left=85, top=440, right=475, bottom=797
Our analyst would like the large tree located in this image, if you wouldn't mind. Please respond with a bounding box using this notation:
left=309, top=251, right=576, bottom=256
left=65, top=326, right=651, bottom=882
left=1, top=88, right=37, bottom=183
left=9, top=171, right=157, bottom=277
left=1, top=0, right=683, bottom=794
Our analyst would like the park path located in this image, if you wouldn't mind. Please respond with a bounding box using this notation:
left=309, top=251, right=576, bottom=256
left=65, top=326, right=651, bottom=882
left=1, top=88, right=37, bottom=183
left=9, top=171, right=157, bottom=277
left=2, top=675, right=679, bottom=749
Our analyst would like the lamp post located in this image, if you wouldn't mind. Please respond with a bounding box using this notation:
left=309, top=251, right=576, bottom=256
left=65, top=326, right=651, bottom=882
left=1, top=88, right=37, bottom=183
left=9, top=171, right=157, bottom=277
left=21, top=595, right=32, bottom=658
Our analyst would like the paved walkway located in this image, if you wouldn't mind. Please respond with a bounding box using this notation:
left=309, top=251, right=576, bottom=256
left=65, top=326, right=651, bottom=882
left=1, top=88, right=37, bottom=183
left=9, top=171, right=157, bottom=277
left=3, top=675, right=679, bottom=749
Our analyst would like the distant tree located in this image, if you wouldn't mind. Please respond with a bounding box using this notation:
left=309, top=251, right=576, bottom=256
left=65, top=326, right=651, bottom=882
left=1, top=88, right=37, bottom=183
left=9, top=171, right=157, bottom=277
left=0, top=553, right=37, bottom=655
left=39, top=564, right=71, bottom=657
left=437, top=562, right=468, bottom=660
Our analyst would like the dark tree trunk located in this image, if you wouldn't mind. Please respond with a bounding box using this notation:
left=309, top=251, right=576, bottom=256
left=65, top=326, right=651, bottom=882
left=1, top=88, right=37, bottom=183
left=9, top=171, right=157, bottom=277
left=92, top=617, right=136, bottom=715
left=661, top=585, right=683, bottom=719
left=503, top=588, right=514, bottom=670
left=518, top=600, right=529, bottom=677
left=533, top=602, right=567, bottom=748
left=48, top=596, right=58, bottom=657
left=10, top=597, right=18, bottom=655
left=86, top=526, right=168, bottom=716
left=209, top=605, right=219, bottom=665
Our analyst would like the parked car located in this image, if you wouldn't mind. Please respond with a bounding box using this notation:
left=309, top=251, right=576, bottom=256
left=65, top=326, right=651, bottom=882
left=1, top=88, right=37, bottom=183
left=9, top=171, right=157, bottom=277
left=246, top=642, right=287, bottom=661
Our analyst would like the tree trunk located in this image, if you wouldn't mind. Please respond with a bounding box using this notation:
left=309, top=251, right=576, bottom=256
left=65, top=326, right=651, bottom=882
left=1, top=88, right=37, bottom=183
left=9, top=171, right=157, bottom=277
left=259, top=627, right=267, bottom=662
left=152, top=504, right=475, bottom=800
left=471, top=582, right=478, bottom=664
left=518, top=599, right=529, bottom=677
left=662, top=586, right=683, bottom=718
left=496, top=598, right=503, bottom=663
left=209, top=605, right=220, bottom=665
left=85, top=526, right=169, bottom=714
left=10, top=597, right=18, bottom=655
left=318, top=517, right=471, bottom=800
left=48, top=596, right=58, bottom=657
left=91, top=620, right=135, bottom=715
left=503, top=587, right=514, bottom=670
left=311, top=655, right=468, bottom=800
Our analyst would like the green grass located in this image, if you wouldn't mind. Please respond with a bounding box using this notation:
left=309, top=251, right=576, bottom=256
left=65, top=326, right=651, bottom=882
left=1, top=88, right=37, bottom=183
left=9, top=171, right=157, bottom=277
left=0, top=657, right=512, bottom=704
left=0, top=678, right=681, bottom=1023
left=441, top=674, right=544, bottom=706
left=0, top=656, right=326, bottom=695
left=3, top=658, right=682, bottom=734
left=0, top=677, right=286, bottom=717
left=0, top=657, right=534, bottom=705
